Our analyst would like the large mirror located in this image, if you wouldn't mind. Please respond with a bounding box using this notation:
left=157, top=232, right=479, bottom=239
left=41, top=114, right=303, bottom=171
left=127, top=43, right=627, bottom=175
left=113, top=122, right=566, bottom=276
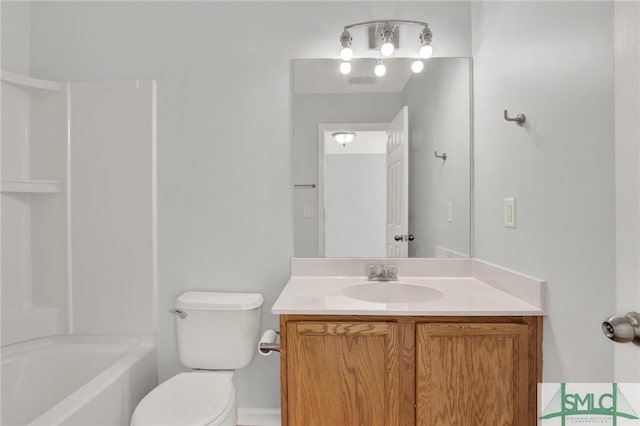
left=293, top=58, right=472, bottom=258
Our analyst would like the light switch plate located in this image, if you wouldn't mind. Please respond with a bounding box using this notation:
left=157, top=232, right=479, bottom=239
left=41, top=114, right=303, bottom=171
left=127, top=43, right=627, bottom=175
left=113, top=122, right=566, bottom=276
left=446, top=202, right=453, bottom=223
left=303, top=206, right=314, bottom=218
left=504, top=198, right=516, bottom=228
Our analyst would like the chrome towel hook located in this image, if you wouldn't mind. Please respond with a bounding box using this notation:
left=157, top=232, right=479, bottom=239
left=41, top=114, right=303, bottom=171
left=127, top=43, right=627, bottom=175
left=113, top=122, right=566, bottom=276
left=434, top=151, right=447, bottom=161
left=504, top=109, right=526, bottom=125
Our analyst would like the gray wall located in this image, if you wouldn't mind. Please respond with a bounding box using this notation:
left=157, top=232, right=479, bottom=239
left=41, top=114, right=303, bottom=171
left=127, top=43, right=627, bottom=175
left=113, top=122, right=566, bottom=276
left=1, top=1, right=30, bottom=74
left=471, top=1, right=615, bottom=381
left=324, top=153, right=387, bottom=258
left=24, top=1, right=472, bottom=408
left=402, top=59, right=471, bottom=257
left=293, top=92, right=403, bottom=256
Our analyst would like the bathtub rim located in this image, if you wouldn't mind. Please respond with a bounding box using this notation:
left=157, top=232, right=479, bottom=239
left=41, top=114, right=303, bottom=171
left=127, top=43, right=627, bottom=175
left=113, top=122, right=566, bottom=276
left=1, top=334, right=157, bottom=426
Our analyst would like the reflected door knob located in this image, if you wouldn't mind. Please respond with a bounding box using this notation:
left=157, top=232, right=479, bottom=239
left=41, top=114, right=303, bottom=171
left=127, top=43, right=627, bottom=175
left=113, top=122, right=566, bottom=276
left=394, top=234, right=415, bottom=242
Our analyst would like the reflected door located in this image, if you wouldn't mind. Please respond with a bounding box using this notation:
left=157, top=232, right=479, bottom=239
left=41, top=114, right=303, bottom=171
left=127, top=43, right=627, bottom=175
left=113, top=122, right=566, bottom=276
left=386, top=106, right=409, bottom=257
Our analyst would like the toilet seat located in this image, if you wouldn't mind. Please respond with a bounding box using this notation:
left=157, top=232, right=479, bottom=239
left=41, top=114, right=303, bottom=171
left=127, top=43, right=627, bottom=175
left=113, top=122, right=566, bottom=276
left=130, top=372, right=235, bottom=426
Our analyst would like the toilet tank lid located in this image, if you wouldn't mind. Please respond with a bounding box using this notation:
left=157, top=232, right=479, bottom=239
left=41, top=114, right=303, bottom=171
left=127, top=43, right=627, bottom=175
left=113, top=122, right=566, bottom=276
left=176, top=291, right=264, bottom=310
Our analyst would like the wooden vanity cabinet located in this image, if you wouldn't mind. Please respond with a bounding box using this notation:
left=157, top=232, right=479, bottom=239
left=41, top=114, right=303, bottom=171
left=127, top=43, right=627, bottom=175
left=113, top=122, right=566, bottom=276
left=280, top=315, right=542, bottom=426
left=282, top=320, right=415, bottom=426
left=416, top=322, right=537, bottom=426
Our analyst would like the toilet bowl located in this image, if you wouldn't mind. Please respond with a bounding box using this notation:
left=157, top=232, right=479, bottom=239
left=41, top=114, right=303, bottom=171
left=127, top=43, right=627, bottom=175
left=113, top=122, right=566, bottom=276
left=131, top=372, right=236, bottom=426
left=130, top=291, right=263, bottom=426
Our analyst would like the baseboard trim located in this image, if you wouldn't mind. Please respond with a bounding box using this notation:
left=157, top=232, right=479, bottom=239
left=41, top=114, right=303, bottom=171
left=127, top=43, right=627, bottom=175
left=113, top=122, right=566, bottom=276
left=237, top=407, right=281, bottom=426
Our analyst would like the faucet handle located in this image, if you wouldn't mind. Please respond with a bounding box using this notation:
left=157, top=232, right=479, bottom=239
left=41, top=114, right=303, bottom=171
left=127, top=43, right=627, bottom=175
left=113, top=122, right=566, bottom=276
left=387, top=265, right=398, bottom=280
left=367, top=264, right=378, bottom=280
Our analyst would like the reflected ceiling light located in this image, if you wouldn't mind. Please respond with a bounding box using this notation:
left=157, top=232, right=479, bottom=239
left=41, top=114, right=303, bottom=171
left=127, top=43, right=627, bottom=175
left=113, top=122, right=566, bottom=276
left=374, top=60, right=386, bottom=77
left=339, top=61, right=352, bottom=75
left=411, top=59, right=424, bottom=73
left=337, top=20, right=434, bottom=75
left=331, top=131, right=356, bottom=146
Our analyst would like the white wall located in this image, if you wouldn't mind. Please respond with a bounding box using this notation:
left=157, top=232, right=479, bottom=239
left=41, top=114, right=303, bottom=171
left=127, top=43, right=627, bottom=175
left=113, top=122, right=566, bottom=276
left=28, top=1, right=472, bottom=408
left=613, top=0, right=640, bottom=381
left=294, top=92, right=402, bottom=257
left=402, top=58, right=471, bottom=258
left=0, top=1, right=30, bottom=75
left=472, top=1, right=615, bottom=381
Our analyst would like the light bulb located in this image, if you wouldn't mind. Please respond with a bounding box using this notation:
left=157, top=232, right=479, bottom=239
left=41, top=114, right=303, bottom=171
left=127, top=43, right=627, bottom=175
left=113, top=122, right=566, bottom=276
left=419, top=44, right=433, bottom=59
left=340, top=47, right=354, bottom=61
left=374, top=61, right=386, bottom=77
left=339, top=61, right=352, bottom=75
left=380, top=42, right=394, bottom=57
left=411, top=60, right=424, bottom=73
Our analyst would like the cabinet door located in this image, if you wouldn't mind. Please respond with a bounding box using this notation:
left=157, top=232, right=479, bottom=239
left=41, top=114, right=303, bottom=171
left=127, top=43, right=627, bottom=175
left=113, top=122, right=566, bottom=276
left=416, top=322, right=531, bottom=426
left=287, top=321, right=411, bottom=426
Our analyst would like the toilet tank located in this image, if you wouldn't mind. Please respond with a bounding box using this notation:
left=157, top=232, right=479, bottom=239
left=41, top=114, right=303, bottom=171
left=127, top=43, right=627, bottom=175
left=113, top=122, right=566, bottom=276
left=174, top=291, right=263, bottom=370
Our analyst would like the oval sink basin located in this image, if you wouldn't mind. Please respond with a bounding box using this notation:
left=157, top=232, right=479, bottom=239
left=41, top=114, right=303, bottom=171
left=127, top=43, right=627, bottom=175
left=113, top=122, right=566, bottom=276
left=342, top=282, right=444, bottom=304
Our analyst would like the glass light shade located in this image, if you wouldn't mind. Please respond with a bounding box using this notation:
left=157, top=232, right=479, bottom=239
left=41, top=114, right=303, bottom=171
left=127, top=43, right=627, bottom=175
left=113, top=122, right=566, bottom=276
left=419, top=44, right=434, bottom=59
left=340, top=47, right=354, bottom=61
left=380, top=42, right=394, bottom=57
left=339, top=61, right=352, bottom=75
left=332, top=132, right=356, bottom=146
left=411, top=60, right=424, bottom=73
left=374, top=62, right=386, bottom=77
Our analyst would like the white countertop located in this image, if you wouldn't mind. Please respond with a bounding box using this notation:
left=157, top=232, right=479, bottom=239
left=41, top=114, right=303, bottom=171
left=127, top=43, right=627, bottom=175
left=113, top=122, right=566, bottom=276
left=272, top=259, right=546, bottom=316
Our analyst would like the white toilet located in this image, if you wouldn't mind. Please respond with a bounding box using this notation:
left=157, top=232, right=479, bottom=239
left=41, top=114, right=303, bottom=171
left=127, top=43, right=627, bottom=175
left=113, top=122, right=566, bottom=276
left=131, top=291, right=264, bottom=426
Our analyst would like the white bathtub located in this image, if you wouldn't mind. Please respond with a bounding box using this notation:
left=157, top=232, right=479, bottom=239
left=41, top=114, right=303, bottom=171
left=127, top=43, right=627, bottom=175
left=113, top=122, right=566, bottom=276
left=1, top=335, right=157, bottom=426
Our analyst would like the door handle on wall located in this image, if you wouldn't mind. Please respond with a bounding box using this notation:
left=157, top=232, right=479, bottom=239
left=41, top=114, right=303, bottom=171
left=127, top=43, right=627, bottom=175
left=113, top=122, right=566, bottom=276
left=602, top=312, right=640, bottom=345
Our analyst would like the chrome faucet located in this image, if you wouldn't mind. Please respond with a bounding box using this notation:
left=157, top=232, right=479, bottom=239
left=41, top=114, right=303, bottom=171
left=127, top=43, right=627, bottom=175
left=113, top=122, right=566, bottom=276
left=367, top=264, right=398, bottom=281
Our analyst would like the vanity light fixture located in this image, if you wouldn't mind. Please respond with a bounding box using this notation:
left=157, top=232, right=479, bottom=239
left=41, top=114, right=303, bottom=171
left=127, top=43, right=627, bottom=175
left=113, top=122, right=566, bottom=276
left=379, top=23, right=395, bottom=57
left=339, top=30, right=354, bottom=61
left=419, top=25, right=434, bottom=59
left=331, top=131, right=356, bottom=146
left=338, top=20, right=433, bottom=76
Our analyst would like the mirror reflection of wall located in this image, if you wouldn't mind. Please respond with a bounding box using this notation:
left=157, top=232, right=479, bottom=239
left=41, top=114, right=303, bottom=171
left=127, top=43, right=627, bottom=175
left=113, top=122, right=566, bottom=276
left=323, top=130, right=387, bottom=258
left=293, top=58, right=471, bottom=258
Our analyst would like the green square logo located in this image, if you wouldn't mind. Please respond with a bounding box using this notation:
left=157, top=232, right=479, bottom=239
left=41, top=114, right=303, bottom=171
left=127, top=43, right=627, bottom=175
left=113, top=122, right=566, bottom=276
left=540, top=383, right=640, bottom=425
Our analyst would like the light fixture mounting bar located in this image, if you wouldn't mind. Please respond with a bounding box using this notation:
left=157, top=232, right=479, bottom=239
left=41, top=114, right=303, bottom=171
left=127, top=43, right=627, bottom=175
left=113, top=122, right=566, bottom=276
left=343, top=19, right=429, bottom=31
left=369, top=25, right=399, bottom=50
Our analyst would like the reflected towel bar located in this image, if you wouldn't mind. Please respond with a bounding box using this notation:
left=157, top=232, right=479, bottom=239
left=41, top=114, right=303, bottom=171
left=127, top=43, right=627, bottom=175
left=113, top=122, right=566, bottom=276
left=434, top=151, right=447, bottom=161
left=294, top=184, right=316, bottom=189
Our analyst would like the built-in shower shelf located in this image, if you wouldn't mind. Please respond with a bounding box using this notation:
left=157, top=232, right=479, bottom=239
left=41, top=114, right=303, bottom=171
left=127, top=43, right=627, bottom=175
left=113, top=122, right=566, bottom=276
left=1, top=71, right=65, bottom=92
left=1, top=179, right=64, bottom=193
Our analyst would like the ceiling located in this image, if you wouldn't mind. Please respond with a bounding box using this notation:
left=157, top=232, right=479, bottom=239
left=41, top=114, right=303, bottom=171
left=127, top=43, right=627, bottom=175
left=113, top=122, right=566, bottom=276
left=294, top=58, right=414, bottom=95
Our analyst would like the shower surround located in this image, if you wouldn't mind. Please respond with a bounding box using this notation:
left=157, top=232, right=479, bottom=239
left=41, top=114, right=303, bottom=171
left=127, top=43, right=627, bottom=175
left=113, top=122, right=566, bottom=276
left=0, top=71, right=157, bottom=425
